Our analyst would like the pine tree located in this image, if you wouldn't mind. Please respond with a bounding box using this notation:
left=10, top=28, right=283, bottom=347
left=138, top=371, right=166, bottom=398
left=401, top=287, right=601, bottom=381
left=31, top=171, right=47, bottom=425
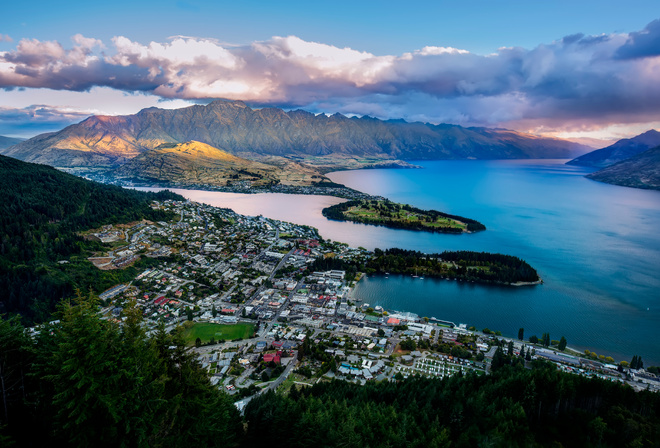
left=558, top=336, right=567, bottom=351
left=542, top=333, right=550, bottom=347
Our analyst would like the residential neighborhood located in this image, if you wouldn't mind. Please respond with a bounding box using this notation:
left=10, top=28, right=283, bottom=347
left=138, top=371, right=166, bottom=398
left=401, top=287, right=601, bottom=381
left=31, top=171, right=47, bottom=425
left=88, top=198, right=660, bottom=406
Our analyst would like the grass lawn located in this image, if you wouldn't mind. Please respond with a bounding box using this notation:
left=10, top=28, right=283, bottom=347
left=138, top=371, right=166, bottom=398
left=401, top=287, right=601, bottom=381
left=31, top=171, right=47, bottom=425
left=345, top=203, right=466, bottom=230
left=181, top=322, right=255, bottom=345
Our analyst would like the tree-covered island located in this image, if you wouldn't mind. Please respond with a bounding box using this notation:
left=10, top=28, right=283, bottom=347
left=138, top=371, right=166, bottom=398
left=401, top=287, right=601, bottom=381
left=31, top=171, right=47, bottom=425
left=322, top=199, right=486, bottom=233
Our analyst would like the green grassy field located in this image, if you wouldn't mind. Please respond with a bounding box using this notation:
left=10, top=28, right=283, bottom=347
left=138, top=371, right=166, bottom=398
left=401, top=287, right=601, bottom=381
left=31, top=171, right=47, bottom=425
left=181, top=322, right=255, bottom=345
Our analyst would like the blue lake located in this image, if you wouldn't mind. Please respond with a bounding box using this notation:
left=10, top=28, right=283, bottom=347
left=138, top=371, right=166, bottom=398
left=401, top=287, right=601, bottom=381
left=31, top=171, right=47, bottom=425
left=147, top=159, right=660, bottom=364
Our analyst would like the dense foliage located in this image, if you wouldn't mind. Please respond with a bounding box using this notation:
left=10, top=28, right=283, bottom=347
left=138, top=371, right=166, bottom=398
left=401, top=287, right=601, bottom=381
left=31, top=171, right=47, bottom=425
left=0, top=294, right=243, bottom=447
left=367, top=248, right=540, bottom=284
left=0, top=155, right=182, bottom=322
left=245, top=365, right=660, bottom=448
left=322, top=199, right=486, bottom=233
left=2, top=299, right=658, bottom=447
left=308, top=248, right=539, bottom=285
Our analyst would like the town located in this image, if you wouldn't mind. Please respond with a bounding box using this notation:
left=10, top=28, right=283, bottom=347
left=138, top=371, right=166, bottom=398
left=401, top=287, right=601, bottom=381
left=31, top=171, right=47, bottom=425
left=82, top=198, right=660, bottom=409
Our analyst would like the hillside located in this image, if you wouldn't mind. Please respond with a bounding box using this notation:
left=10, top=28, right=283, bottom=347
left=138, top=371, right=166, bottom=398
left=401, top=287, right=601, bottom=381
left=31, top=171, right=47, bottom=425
left=0, top=135, right=24, bottom=150
left=0, top=154, right=182, bottom=322
left=2, top=100, right=589, bottom=168
left=567, top=129, right=660, bottom=168
left=114, top=140, right=331, bottom=187
left=586, top=146, right=660, bottom=190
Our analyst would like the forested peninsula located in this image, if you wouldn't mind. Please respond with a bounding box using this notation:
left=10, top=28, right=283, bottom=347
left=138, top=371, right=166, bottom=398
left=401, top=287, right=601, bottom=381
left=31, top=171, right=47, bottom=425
left=312, top=248, right=540, bottom=285
left=322, top=199, right=486, bottom=233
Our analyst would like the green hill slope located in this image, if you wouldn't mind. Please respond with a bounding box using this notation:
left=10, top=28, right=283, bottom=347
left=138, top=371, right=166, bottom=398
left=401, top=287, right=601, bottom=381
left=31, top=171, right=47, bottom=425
left=0, top=155, right=181, bottom=322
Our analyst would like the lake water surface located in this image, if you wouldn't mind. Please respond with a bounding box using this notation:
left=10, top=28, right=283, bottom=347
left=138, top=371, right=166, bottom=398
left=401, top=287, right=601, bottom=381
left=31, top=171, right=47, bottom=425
left=143, top=159, right=660, bottom=364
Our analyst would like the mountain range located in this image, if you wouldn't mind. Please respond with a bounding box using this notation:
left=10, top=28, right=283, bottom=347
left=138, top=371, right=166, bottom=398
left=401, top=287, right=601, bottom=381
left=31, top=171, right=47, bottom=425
left=567, top=130, right=660, bottom=190
left=1, top=100, right=589, bottom=170
left=566, top=130, right=660, bottom=168
left=585, top=146, right=660, bottom=190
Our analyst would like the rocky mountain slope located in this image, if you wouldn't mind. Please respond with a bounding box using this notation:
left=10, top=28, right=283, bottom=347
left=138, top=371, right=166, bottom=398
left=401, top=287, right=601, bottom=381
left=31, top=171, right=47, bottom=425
left=567, top=130, right=660, bottom=168
left=586, top=146, right=660, bottom=190
left=2, top=100, right=589, bottom=168
left=114, top=140, right=330, bottom=187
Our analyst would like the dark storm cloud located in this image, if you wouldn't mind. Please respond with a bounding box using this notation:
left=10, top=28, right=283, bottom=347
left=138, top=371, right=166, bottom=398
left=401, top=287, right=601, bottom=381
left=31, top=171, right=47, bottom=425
left=616, top=19, right=660, bottom=59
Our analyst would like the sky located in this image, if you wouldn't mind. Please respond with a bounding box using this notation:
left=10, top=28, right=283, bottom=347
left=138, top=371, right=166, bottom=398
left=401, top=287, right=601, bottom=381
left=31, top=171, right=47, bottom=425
left=1, top=0, right=660, bottom=143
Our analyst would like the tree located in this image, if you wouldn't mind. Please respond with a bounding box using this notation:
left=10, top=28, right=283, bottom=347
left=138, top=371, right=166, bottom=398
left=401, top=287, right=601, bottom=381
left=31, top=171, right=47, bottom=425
left=542, top=333, right=550, bottom=347
left=518, top=327, right=524, bottom=341
left=400, top=339, right=416, bottom=351
left=377, top=328, right=385, bottom=337
left=490, top=346, right=508, bottom=371
left=558, top=336, right=567, bottom=351
left=186, top=307, right=193, bottom=321
left=507, top=340, right=514, bottom=355
left=195, top=337, right=202, bottom=348
left=630, top=355, right=644, bottom=370
left=0, top=314, right=31, bottom=431
left=529, top=335, right=539, bottom=344
left=212, top=305, right=217, bottom=318
left=29, top=291, right=244, bottom=448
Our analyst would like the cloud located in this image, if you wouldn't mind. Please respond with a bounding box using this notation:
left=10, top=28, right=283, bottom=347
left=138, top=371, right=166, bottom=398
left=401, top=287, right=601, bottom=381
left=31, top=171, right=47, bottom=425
left=0, top=104, right=92, bottom=136
left=1, top=20, right=660, bottom=134
left=0, top=34, right=12, bottom=42
left=616, top=19, right=660, bottom=59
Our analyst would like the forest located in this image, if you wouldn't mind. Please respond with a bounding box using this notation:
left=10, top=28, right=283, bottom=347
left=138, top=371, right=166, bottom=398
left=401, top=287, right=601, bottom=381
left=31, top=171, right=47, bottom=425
left=322, top=199, right=486, bottom=233
left=312, top=248, right=539, bottom=285
left=0, top=155, right=182, bottom=323
left=244, top=363, right=660, bottom=448
left=2, top=295, right=659, bottom=447
left=0, top=292, right=243, bottom=447
left=366, top=248, right=540, bottom=284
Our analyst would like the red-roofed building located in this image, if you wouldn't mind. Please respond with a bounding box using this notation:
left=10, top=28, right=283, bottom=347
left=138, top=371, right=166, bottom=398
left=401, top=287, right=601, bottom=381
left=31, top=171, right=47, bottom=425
left=263, top=352, right=281, bottom=364
left=387, top=317, right=401, bottom=326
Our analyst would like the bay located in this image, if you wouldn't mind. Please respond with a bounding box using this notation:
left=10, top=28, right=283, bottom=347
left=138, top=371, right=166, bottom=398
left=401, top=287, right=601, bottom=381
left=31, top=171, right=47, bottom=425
left=140, top=159, right=660, bottom=364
